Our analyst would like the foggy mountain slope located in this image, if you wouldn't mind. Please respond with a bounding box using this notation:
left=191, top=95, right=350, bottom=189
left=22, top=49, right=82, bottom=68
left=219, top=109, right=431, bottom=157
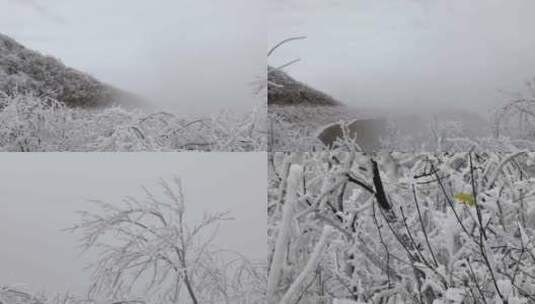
left=268, top=66, right=341, bottom=106
left=0, top=33, right=142, bottom=108
left=268, top=65, right=492, bottom=151
left=0, top=34, right=265, bottom=151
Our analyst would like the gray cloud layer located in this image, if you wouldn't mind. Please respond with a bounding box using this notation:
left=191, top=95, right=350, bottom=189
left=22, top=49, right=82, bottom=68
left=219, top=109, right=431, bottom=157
left=269, top=0, right=535, bottom=114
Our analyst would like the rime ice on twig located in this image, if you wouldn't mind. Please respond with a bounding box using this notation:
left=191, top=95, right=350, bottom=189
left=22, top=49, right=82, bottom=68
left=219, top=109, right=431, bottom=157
left=66, top=177, right=265, bottom=304
left=268, top=152, right=535, bottom=303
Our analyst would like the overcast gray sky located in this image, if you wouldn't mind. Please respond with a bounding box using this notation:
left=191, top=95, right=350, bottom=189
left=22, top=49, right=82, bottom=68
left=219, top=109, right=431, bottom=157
left=269, top=0, right=535, bottom=114
left=0, top=152, right=266, bottom=295
left=0, top=0, right=265, bottom=114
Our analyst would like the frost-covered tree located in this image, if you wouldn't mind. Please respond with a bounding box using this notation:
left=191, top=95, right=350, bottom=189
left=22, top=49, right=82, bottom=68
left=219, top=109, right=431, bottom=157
left=268, top=152, right=535, bottom=303
left=494, top=78, right=535, bottom=141
left=67, top=177, right=265, bottom=304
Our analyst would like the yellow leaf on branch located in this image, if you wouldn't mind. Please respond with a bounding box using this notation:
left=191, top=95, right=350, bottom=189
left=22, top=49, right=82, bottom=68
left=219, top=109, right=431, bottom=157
left=453, top=192, right=475, bottom=207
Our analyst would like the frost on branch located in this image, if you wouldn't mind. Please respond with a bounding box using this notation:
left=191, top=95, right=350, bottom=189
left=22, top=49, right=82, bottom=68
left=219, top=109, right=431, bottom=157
left=66, top=177, right=266, bottom=304
left=268, top=164, right=304, bottom=303
left=0, top=93, right=266, bottom=151
left=268, top=152, right=535, bottom=303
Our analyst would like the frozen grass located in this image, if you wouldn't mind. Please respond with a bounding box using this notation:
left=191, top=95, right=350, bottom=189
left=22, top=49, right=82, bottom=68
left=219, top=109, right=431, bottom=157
left=0, top=93, right=266, bottom=152
left=0, top=286, right=83, bottom=304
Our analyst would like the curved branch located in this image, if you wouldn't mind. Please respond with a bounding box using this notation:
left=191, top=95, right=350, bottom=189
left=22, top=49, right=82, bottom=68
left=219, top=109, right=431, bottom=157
left=268, top=36, right=307, bottom=57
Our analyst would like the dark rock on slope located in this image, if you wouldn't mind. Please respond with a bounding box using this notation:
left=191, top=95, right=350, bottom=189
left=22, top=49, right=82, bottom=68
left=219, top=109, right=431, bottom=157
left=0, top=33, right=143, bottom=108
left=268, top=66, right=341, bottom=106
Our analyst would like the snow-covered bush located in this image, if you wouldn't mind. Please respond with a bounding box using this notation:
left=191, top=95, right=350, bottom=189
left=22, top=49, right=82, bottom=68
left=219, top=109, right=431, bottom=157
left=0, top=93, right=266, bottom=151
left=268, top=152, right=535, bottom=303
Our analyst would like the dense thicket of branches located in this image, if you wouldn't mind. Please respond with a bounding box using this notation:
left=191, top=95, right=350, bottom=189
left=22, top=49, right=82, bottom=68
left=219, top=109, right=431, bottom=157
left=268, top=152, right=535, bottom=303
left=0, top=93, right=266, bottom=151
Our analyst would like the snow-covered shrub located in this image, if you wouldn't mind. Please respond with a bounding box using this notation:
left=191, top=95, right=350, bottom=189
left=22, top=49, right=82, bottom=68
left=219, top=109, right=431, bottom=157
left=268, top=152, right=535, bottom=303
left=0, top=93, right=266, bottom=151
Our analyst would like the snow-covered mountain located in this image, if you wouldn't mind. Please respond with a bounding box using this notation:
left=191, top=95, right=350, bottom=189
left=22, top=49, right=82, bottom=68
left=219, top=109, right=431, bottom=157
left=268, top=66, right=341, bottom=106
left=0, top=33, right=142, bottom=108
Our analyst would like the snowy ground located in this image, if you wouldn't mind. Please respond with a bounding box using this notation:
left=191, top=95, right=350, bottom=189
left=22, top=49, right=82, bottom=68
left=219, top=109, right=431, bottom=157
left=268, top=152, right=535, bottom=304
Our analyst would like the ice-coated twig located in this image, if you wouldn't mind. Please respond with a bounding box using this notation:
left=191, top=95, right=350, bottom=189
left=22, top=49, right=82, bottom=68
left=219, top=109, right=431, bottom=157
left=279, top=225, right=335, bottom=304
left=267, top=164, right=303, bottom=303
